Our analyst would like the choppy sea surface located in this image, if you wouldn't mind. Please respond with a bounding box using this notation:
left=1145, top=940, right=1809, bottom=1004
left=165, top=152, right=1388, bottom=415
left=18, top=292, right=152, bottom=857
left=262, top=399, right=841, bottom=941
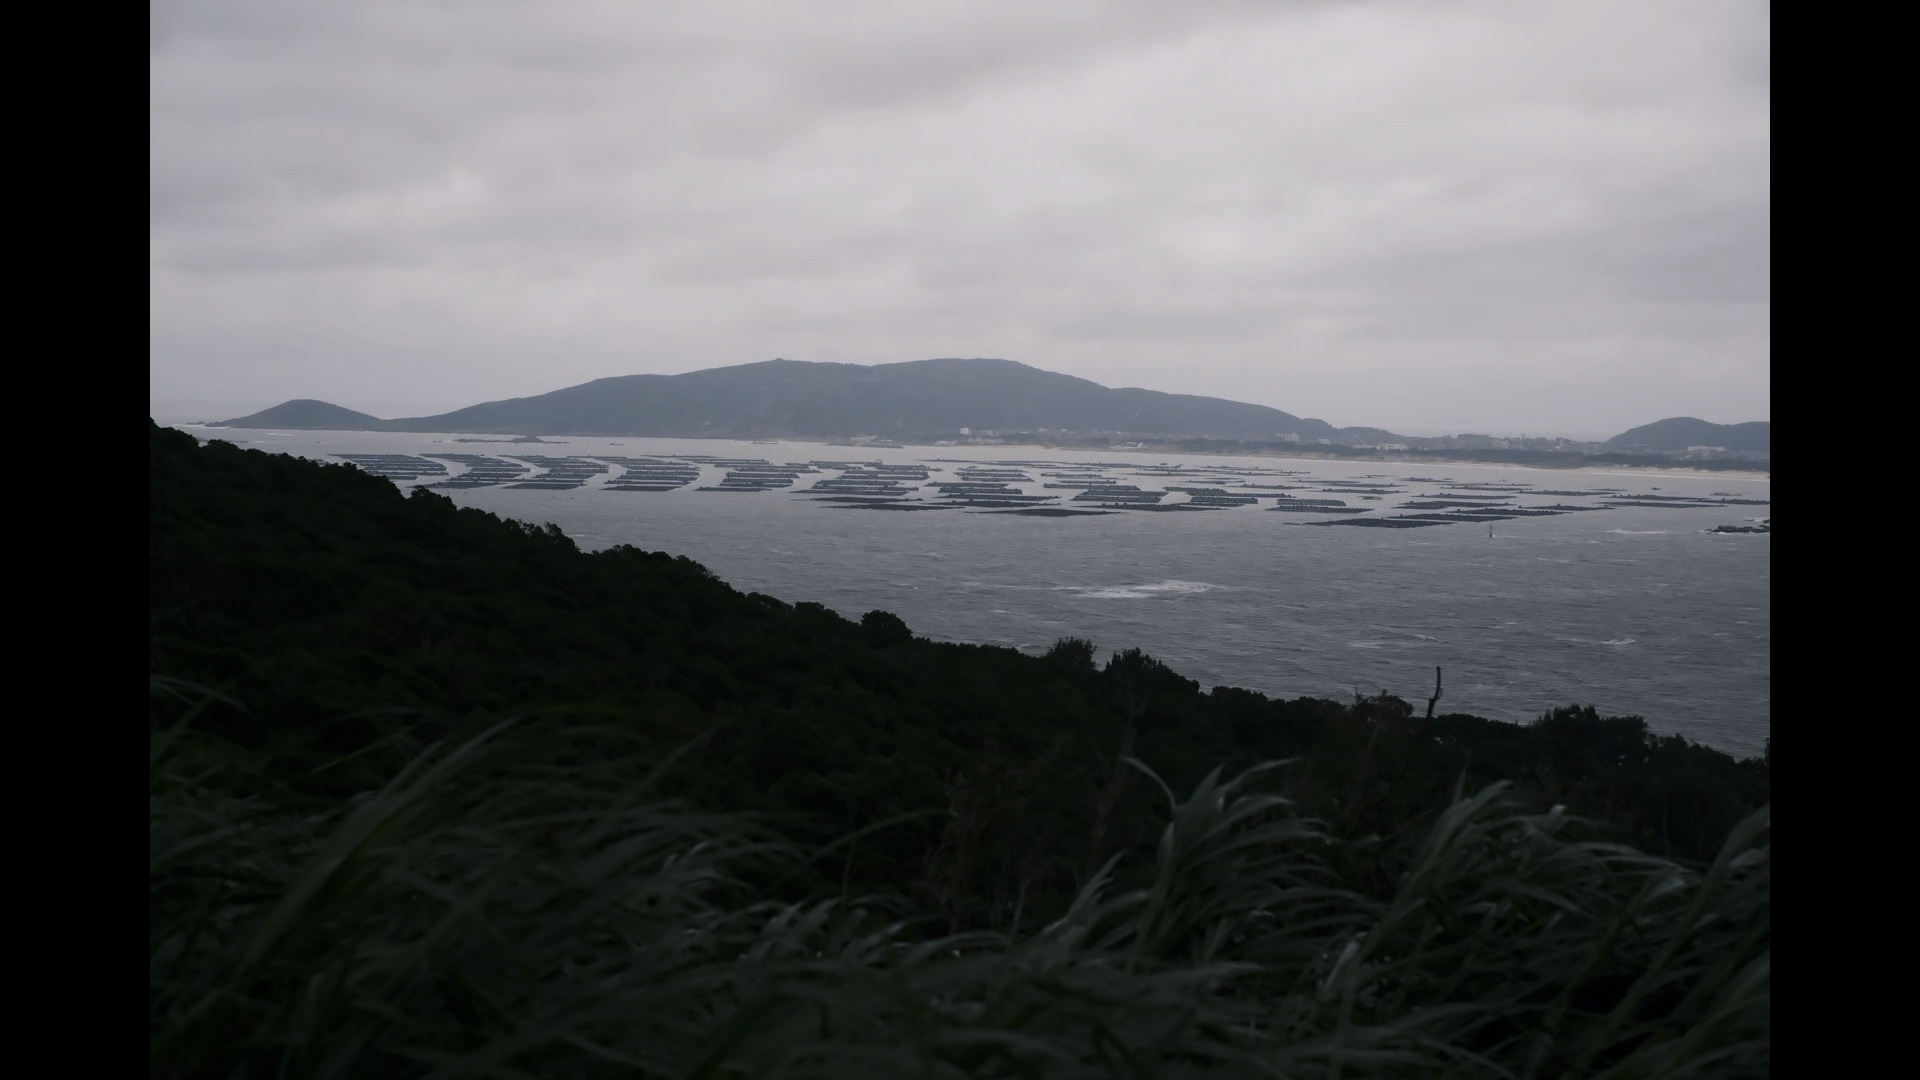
left=171, top=426, right=1770, bottom=757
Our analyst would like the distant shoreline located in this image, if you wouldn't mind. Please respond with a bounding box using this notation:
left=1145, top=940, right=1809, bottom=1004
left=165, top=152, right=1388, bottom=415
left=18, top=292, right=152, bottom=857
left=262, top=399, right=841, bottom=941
left=171, top=422, right=1768, bottom=478
left=1006, top=440, right=1770, bottom=478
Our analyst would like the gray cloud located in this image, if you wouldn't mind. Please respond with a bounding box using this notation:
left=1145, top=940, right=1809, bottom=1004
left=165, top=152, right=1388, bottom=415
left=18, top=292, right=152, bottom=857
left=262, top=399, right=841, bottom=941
left=151, top=0, right=1768, bottom=437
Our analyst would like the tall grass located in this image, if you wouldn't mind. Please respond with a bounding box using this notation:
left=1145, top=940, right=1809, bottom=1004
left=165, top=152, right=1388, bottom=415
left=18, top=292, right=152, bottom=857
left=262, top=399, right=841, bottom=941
left=152, top=713, right=1767, bottom=1078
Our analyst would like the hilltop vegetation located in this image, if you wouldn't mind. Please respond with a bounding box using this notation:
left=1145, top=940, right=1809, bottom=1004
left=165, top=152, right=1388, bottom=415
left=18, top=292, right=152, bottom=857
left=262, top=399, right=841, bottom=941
left=150, top=421, right=1769, bottom=1076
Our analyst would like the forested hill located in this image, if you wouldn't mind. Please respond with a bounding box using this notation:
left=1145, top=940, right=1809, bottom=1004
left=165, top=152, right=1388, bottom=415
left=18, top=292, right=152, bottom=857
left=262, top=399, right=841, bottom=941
left=1605, top=416, right=1770, bottom=453
left=211, top=357, right=1343, bottom=440
left=150, top=420, right=1769, bottom=1076
left=205, top=398, right=385, bottom=430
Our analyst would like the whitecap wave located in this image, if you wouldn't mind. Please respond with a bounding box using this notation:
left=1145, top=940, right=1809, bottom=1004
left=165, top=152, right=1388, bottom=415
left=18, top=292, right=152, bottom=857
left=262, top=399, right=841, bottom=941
left=1601, top=638, right=1636, bottom=647
left=1606, top=529, right=1667, bottom=535
left=1067, top=579, right=1224, bottom=600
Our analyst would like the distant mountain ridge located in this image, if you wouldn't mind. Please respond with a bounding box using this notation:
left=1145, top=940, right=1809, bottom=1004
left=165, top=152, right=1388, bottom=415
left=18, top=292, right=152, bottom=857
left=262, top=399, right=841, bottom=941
left=1604, top=418, right=1770, bottom=454
left=212, top=358, right=1342, bottom=441
left=204, top=359, right=1767, bottom=457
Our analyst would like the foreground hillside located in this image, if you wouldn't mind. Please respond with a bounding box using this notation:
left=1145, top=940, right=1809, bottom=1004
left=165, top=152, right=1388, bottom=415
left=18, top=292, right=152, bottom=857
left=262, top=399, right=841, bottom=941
left=150, top=421, right=1769, bottom=1077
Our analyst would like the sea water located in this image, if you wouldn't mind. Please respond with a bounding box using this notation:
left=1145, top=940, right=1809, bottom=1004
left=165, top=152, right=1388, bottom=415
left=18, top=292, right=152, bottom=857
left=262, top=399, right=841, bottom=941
left=171, top=426, right=1770, bottom=757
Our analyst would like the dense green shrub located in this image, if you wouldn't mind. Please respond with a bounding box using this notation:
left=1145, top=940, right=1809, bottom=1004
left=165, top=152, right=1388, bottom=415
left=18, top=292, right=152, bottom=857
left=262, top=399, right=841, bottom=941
left=152, top=715, right=1767, bottom=1078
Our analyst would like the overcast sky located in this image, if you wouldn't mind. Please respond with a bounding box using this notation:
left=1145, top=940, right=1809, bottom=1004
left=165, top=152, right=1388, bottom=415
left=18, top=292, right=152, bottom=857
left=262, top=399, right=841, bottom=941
left=151, top=0, right=1767, bottom=439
